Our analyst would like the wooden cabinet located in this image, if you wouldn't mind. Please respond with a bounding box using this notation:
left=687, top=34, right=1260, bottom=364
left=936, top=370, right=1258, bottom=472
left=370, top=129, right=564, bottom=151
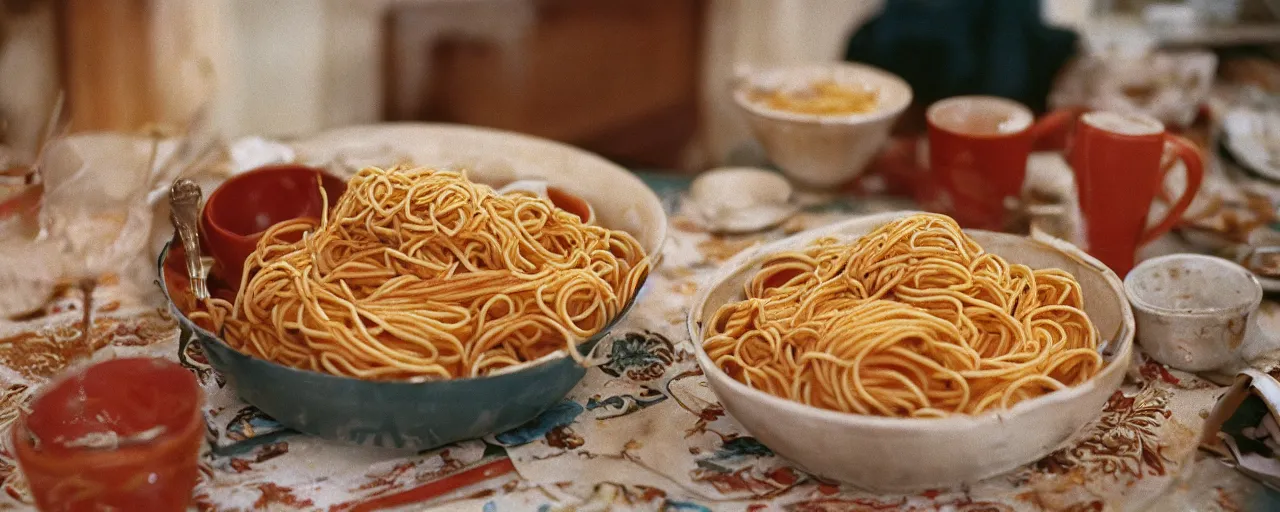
left=38, top=0, right=706, bottom=166
left=387, top=0, right=705, bottom=168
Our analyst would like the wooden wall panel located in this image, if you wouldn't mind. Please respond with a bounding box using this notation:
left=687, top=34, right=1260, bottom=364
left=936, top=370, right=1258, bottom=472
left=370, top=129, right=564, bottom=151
left=390, top=0, right=705, bottom=168
left=57, top=0, right=156, bottom=132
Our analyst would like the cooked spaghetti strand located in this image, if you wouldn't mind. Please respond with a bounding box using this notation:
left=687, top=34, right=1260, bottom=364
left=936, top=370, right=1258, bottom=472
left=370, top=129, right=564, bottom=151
left=190, top=166, right=649, bottom=380
left=703, top=213, right=1101, bottom=417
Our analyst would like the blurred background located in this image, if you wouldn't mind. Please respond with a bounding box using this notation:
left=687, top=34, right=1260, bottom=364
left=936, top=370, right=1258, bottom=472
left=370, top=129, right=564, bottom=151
left=1, top=0, right=1278, bottom=171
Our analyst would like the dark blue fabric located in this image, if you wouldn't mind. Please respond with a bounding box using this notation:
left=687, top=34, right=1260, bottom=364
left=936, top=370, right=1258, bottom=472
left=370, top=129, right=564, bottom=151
left=844, top=0, right=1077, bottom=113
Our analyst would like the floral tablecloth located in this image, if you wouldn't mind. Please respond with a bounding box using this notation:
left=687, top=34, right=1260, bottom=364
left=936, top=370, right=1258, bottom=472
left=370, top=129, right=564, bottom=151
left=0, top=172, right=1275, bottom=511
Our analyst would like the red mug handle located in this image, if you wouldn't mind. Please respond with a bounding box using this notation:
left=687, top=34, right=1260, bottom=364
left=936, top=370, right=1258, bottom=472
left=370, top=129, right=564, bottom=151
left=1027, top=107, right=1084, bottom=146
left=1138, top=134, right=1204, bottom=246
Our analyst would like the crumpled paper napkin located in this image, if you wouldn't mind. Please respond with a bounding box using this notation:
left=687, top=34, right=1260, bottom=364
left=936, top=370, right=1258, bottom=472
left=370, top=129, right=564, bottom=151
left=1202, top=368, right=1280, bottom=490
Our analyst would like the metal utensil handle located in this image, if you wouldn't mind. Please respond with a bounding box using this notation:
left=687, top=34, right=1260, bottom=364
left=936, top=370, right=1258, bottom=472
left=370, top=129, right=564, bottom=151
left=169, top=179, right=208, bottom=300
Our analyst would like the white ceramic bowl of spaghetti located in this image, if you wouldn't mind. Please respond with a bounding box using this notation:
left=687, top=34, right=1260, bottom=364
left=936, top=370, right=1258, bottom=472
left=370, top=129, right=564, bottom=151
left=687, top=211, right=1134, bottom=491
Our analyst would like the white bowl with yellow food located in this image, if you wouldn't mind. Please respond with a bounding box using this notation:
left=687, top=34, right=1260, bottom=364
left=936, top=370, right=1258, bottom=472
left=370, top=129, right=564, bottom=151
left=733, top=63, right=912, bottom=188
left=687, top=211, right=1134, bottom=491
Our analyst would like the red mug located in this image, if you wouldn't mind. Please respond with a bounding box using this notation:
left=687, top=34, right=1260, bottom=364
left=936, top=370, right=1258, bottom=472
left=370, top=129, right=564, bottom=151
left=1069, top=111, right=1203, bottom=276
left=200, top=165, right=345, bottom=288
left=926, top=96, right=1078, bottom=230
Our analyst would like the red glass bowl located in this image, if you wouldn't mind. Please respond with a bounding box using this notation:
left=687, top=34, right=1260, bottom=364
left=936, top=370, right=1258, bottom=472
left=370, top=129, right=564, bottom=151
left=13, top=358, right=205, bottom=512
left=199, top=164, right=345, bottom=287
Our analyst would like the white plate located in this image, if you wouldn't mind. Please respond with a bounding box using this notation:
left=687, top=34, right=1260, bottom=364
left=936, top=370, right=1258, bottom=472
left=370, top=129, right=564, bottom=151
left=1224, top=108, right=1280, bottom=182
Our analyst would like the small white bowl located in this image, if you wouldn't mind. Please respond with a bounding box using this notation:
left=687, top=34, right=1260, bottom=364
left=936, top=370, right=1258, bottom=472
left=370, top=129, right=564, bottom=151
left=733, top=63, right=912, bottom=189
left=1125, top=254, right=1263, bottom=372
left=688, top=167, right=797, bottom=234
left=688, top=211, right=1134, bottom=491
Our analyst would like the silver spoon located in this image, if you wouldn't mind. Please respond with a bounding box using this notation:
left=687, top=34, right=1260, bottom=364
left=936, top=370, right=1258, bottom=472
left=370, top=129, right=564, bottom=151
left=168, top=179, right=207, bottom=300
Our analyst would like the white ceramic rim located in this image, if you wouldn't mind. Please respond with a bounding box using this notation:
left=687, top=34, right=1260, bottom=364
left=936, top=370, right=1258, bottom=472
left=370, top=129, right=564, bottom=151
left=1124, top=253, right=1263, bottom=318
left=732, top=62, right=913, bottom=125
left=925, top=95, right=1035, bottom=138
left=691, top=167, right=794, bottom=200
left=1080, top=110, right=1165, bottom=137
left=1257, top=274, right=1280, bottom=293
left=686, top=210, right=1135, bottom=430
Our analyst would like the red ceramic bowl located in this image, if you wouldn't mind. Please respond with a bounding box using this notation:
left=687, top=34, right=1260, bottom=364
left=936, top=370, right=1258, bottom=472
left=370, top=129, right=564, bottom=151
left=200, top=165, right=345, bottom=287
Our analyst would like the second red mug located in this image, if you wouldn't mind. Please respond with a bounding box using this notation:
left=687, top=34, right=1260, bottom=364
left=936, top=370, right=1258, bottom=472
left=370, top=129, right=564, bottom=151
left=926, top=96, right=1078, bottom=231
left=1069, top=110, right=1204, bottom=276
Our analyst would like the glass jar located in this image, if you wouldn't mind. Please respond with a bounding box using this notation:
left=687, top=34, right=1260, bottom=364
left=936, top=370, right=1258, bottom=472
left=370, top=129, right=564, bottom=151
left=12, top=358, right=204, bottom=511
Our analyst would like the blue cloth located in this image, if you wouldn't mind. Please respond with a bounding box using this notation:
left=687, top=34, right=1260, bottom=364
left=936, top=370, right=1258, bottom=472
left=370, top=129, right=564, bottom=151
left=843, top=0, right=1077, bottom=113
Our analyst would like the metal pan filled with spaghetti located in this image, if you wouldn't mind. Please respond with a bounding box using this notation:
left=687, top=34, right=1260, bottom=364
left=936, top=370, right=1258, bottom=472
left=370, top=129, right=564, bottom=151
left=687, top=211, right=1135, bottom=492
left=159, top=152, right=666, bottom=449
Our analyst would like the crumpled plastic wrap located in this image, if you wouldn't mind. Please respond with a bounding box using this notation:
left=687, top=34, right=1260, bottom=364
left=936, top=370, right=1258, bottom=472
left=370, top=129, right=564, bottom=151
left=0, top=131, right=292, bottom=323
left=1051, top=50, right=1217, bottom=129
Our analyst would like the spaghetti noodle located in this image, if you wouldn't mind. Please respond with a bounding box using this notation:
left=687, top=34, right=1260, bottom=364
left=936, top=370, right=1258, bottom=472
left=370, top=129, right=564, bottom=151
left=750, top=80, right=879, bottom=116
left=191, top=166, right=649, bottom=380
left=703, top=213, right=1101, bottom=417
